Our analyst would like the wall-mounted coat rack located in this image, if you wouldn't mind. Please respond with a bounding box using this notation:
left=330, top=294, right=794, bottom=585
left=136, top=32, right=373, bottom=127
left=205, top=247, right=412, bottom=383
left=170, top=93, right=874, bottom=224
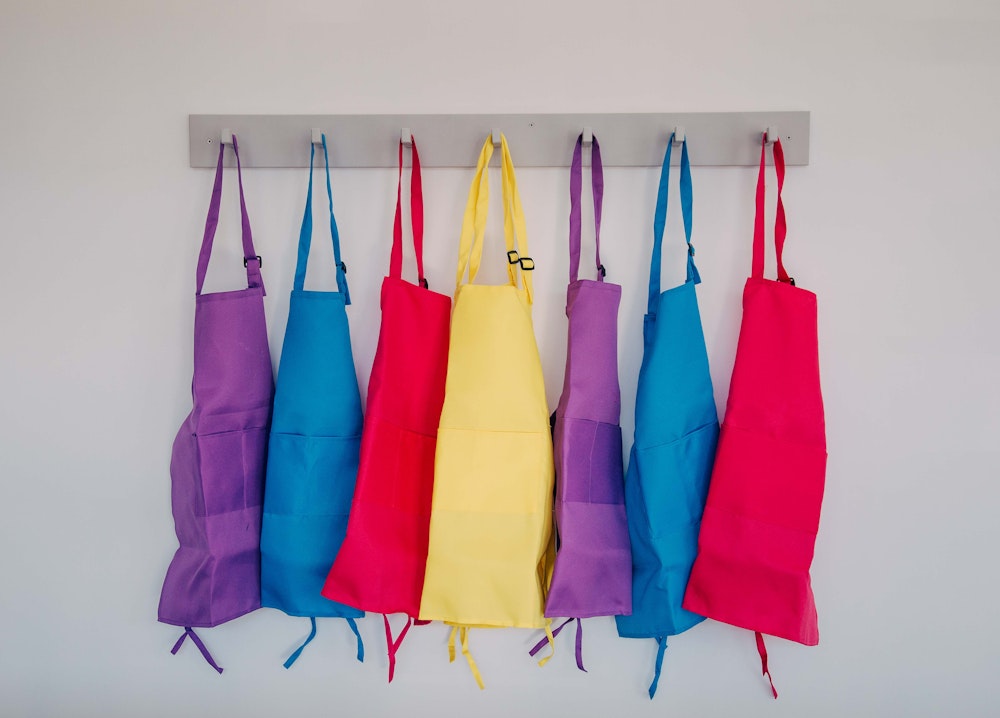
left=189, top=112, right=809, bottom=168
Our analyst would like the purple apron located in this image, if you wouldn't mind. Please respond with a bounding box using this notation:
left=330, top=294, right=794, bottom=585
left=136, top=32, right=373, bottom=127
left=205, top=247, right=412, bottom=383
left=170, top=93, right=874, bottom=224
left=158, top=137, right=274, bottom=673
left=533, top=135, right=632, bottom=670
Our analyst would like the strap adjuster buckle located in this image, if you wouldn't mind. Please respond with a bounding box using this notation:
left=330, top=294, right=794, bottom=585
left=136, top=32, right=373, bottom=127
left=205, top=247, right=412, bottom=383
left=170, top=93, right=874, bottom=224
left=519, top=256, right=535, bottom=271
left=339, top=261, right=348, bottom=275
left=687, top=244, right=695, bottom=257
left=507, top=250, right=520, bottom=265
left=244, top=255, right=262, bottom=268
left=419, top=277, right=429, bottom=289
left=597, top=264, right=606, bottom=277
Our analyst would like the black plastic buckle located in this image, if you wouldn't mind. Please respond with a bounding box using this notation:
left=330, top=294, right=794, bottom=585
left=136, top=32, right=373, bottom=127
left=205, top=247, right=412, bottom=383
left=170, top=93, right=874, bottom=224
left=339, top=261, right=348, bottom=275
left=419, top=277, right=429, bottom=289
left=507, top=250, right=520, bottom=265
left=244, top=255, right=262, bottom=268
left=519, top=256, right=535, bottom=271
left=687, top=243, right=696, bottom=257
left=597, top=264, right=606, bottom=277
left=788, top=277, right=796, bottom=287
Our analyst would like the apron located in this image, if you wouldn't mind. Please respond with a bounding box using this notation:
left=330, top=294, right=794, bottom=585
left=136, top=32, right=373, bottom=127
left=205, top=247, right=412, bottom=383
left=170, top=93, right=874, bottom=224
left=259, top=135, right=364, bottom=668
left=535, top=134, right=631, bottom=672
left=158, top=136, right=273, bottom=673
left=682, top=136, right=827, bottom=699
left=419, top=135, right=556, bottom=689
left=322, top=137, right=451, bottom=682
left=614, top=134, right=720, bottom=698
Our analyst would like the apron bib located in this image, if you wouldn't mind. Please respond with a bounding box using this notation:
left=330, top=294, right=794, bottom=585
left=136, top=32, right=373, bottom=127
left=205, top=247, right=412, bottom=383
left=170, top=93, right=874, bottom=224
left=614, top=134, right=720, bottom=698
left=537, top=134, right=631, bottom=671
left=683, top=136, right=827, bottom=699
left=323, top=138, right=451, bottom=682
left=259, top=136, right=364, bottom=668
left=159, top=137, right=273, bottom=673
left=419, top=135, right=556, bottom=688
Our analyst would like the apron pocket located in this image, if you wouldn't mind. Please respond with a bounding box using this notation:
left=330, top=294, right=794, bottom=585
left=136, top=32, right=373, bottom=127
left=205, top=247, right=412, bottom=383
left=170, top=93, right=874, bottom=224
left=634, top=421, right=719, bottom=536
left=555, top=416, right=624, bottom=504
left=196, top=413, right=269, bottom=517
left=356, top=416, right=437, bottom=511
left=707, top=423, right=827, bottom=535
left=434, top=427, right=549, bottom=514
left=264, top=432, right=361, bottom=516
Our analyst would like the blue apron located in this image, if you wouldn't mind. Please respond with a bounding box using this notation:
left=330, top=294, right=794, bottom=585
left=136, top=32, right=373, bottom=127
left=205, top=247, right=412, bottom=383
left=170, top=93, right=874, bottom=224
left=615, top=135, right=719, bottom=698
left=260, top=136, right=365, bottom=667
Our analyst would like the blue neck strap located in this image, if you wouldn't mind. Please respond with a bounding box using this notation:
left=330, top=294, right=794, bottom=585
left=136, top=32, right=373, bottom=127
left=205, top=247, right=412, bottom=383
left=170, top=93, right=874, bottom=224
left=294, top=135, right=350, bottom=303
left=647, top=133, right=699, bottom=314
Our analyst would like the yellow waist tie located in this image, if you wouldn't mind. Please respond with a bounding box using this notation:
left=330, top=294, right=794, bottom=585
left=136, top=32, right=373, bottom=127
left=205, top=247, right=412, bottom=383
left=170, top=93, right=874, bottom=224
left=445, top=620, right=554, bottom=689
left=536, top=619, right=556, bottom=667
left=448, top=626, right=484, bottom=690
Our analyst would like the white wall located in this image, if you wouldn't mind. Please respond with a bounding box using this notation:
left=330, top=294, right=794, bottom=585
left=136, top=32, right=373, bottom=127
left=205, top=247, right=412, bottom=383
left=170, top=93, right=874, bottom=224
left=2, top=1, right=998, bottom=716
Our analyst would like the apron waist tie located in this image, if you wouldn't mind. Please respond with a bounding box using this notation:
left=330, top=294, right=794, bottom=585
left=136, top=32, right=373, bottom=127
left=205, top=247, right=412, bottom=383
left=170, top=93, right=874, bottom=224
left=448, top=626, right=485, bottom=690
left=171, top=627, right=223, bottom=674
left=383, top=615, right=416, bottom=683
left=283, top=617, right=317, bottom=669
left=346, top=617, right=364, bottom=663
left=528, top=617, right=585, bottom=671
left=648, top=636, right=667, bottom=699
left=536, top=620, right=556, bottom=667
left=573, top=618, right=585, bottom=672
left=755, top=631, right=778, bottom=699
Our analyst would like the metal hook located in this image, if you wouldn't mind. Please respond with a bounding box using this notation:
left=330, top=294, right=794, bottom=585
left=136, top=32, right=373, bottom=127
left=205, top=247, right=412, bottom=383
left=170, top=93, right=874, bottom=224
left=311, top=128, right=324, bottom=145
left=492, top=128, right=502, bottom=147
left=401, top=128, right=412, bottom=146
left=672, top=126, right=685, bottom=145
left=582, top=127, right=593, bottom=145
left=765, top=126, right=779, bottom=144
left=220, top=128, right=235, bottom=146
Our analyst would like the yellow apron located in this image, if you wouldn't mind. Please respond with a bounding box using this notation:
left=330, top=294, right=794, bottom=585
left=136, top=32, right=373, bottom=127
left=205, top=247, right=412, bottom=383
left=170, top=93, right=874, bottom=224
left=419, top=136, right=555, bottom=687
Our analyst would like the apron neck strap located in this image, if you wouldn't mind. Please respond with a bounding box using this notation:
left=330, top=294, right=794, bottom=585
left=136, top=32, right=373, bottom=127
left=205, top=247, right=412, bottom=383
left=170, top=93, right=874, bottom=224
left=648, top=132, right=698, bottom=314
left=752, top=134, right=790, bottom=283
left=456, top=138, right=492, bottom=291
left=569, top=134, right=605, bottom=282
left=390, top=139, right=426, bottom=286
left=456, top=134, right=534, bottom=303
left=294, top=134, right=350, bottom=302
left=196, top=136, right=264, bottom=295
left=500, top=135, right=533, bottom=303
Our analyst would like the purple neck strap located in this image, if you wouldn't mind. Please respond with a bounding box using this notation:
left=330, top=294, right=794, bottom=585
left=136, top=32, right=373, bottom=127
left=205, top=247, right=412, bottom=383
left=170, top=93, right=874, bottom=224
left=569, top=134, right=605, bottom=282
left=196, top=136, right=264, bottom=295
